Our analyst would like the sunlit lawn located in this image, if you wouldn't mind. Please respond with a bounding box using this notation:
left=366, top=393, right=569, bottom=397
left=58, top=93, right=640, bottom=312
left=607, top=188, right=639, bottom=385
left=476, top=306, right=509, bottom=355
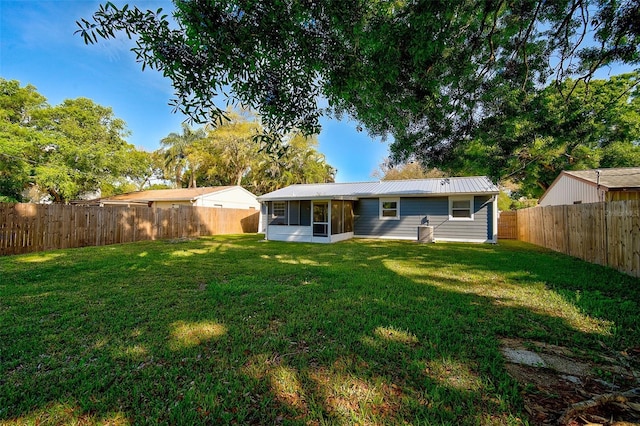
left=1, top=235, right=638, bottom=425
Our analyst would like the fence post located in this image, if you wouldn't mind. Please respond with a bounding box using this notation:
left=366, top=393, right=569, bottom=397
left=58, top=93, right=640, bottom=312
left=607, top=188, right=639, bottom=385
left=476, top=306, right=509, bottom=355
left=603, top=201, right=609, bottom=268
left=563, top=205, right=569, bottom=257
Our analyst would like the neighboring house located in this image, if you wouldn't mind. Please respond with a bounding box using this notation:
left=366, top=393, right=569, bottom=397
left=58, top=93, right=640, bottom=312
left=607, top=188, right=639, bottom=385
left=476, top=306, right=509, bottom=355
left=97, top=186, right=260, bottom=210
left=538, top=167, right=640, bottom=206
left=257, top=177, right=499, bottom=243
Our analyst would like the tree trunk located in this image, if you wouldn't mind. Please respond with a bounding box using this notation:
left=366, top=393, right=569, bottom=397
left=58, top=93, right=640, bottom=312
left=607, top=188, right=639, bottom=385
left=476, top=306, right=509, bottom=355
left=49, top=188, right=63, bottom=204
left=175, top=167, right=182, bottom=188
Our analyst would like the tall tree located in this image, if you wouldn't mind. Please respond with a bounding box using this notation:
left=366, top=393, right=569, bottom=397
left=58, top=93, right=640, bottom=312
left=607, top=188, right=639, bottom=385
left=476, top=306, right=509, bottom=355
left=199, top=111, right=262, bottom=187
left=275, top=134, right=336, bottom=186
left=100, top=149, right=161, bottom=196
left=246, top=133, right=336, bottom=194
left=159, top=123, right=206, bottom=188
left=31, top=98, right=138, bottom=202
left=0, top=79, right=153, bottom=203
left=0, top=79, right=48, bottom=201
left=437, top=71, right=640, bottom=198
left=373, top=160, right=446, bottom=181
left=158, top=111, right=336, bottom=194
left=78, top=1, right=640, bottom=160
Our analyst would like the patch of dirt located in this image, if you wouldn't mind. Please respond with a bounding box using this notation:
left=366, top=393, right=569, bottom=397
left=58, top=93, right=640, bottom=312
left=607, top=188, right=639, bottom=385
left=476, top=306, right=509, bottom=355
left=500, top=339, right=640, bottom=425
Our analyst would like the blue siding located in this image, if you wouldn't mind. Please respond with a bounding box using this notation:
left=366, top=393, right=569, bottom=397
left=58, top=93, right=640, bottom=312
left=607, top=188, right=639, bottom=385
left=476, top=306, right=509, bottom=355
left=354, top=196, right=493, bottom=241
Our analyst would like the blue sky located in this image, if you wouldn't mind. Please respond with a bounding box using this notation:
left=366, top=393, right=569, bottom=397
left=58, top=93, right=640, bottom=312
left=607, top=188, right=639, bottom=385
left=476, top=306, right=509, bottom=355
left=0, top=0, right=390, bottom=183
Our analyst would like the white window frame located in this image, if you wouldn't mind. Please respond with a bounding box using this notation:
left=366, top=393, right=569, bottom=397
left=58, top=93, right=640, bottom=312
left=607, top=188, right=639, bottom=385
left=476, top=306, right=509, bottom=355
left=273, top=201, right=286, bottom=217
left=379, top=198, right=400, bottom=220
left=270, top=201, right=287, bottom=225
left=449, top=196, right=474, bottom=221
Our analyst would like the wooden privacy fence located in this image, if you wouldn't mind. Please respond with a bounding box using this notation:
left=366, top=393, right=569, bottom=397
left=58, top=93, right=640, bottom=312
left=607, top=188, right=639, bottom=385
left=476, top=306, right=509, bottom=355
left=512, top=200, right=639, bottom=278
left=0, top=203, right=260, bottom=256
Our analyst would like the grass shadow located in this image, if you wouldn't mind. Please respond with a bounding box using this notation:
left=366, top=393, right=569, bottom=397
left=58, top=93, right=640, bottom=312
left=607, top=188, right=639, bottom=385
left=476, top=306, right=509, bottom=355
left=1, top=235, right=638, bottom=424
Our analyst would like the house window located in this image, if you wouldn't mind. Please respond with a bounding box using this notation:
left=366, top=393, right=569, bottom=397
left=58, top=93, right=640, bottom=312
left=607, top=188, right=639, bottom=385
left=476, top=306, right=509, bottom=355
left=270, top=201, right=287, bottom=225
left=449, top=197, right=474, bottom=220
left=379, top=198, right=399, bottom=220
left=268, top=200, right=311, bottom=226
left=273, top=202, right=286, bottom=216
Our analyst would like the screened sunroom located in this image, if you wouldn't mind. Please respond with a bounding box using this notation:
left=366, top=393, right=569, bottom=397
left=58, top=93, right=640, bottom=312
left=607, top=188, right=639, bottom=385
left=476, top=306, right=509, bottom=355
left=262, top=199, right=355, bottom=243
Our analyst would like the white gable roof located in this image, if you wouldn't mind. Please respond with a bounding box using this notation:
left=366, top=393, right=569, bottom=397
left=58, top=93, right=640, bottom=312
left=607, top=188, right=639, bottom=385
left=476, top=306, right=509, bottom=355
left=258, top=177, right=498, bottom=201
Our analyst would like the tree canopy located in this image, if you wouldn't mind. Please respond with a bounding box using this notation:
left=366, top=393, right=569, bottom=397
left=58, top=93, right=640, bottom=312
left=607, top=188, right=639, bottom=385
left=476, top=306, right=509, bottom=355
left=160, top=123, right=207, bottom=188
left=438, top=71, right=640, bottom=198
left=372, top=160, right=446, bottom=181
left=155, top=111, right=336, bottom=194
left=0, top=78, right=153, bottom=203
left=0, top=79, right=334, bottom=203
left=77, top=0, right=639, bottom=159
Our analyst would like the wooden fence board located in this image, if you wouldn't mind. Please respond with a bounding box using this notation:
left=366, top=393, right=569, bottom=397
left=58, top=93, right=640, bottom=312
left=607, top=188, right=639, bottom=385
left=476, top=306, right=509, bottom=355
left=0, top=203, right=259, bottom=256
left=633, top=206, right=640, bottom=277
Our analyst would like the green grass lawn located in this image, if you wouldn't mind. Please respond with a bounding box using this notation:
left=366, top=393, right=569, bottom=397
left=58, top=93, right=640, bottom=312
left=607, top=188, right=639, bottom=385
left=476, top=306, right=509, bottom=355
left=1, top=235, right=638, bottom=425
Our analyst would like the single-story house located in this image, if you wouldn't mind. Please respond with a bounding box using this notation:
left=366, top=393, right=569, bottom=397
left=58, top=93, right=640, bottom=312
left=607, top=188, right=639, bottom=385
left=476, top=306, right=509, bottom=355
left=97, top=186, right=260, bottom=210
left=538, top=167, right=640, bottom=206
left=257, top=177, right=499, bottom=243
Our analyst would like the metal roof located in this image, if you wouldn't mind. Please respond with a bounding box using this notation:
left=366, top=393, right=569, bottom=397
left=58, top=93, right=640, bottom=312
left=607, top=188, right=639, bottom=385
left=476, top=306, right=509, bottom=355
left=100, top=186, right=238, bottom=203
left=563, top=168, right=640, bottom=190
left=258, top=177, right=498, bottom=201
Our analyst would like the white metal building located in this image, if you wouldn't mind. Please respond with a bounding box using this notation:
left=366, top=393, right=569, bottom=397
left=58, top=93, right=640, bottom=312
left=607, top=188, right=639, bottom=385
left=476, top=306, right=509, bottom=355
left=538, top=168, right=640, bottom=206
left=97, top=186, right=260, bottom=210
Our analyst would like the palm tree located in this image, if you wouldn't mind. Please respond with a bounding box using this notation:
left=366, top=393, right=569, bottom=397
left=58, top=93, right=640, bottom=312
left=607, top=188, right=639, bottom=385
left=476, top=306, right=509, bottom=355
left=159, top=124, right=206, bottom=188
